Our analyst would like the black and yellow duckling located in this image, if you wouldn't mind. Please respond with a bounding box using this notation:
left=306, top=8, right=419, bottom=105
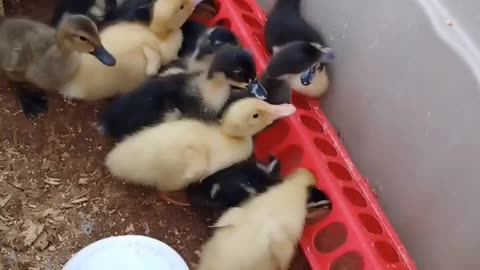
left=261, top=40, right=333, bottom=104
left=97, top=44, right=256, bottom=139
left=265, top=0, right=334, bottom=98
left=185, top=155, right=282, bottom=209
left=197, top=168, right=329, bottom=270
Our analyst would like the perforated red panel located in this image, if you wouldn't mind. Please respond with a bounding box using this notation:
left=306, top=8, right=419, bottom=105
left=207, top=0, right=418, bottom=269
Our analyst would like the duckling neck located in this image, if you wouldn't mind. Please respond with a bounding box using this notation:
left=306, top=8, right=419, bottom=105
left=220, top=125, right=250, bottom=139
left=195, top=72, right=231, bottom=114
left=149, top=20, right=172, bottom=38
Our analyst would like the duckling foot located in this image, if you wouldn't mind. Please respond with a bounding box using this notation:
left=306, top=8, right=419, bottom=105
left=159, top=192, right=191, bottom=207
left=16, top=88, right=48, bottom=119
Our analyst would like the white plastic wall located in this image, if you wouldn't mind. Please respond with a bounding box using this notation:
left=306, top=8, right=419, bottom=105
left=258, top=0, right=480, bottom=269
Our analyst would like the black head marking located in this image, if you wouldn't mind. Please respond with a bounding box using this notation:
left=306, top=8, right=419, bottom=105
left=266, top=41, right=324, bottom=78
left=208, top=45, right=256, bottom=85
left=196, top=27, right=239, bottom=60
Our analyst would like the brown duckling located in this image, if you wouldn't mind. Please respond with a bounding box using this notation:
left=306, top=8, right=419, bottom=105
left=0, top=14, right=115, bottom=118
left=60, top=0, right=195, bottom=101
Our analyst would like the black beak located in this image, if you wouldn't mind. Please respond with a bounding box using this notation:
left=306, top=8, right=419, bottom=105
left=300, top=65, right=317, bottom=86
left=247, top=79, right=268, bottom=100
left=90, top=47, right=116, bottom=67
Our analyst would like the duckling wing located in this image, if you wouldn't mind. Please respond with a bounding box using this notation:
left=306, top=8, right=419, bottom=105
left=1, top=45, right=29, bottom=73
left=98, top=74, right=188, bottom=139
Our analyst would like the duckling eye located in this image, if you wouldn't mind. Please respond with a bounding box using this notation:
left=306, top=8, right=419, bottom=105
left=233, top=70, right=241, bottom=74
left=252, top=113, right=259, bottom=119
left=79, top=36, right=87, bottom=41
left=180, top=4, right=184, bottom=9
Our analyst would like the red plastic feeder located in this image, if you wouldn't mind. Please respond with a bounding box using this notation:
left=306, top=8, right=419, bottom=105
left=204, top=0, right=418, bottom=269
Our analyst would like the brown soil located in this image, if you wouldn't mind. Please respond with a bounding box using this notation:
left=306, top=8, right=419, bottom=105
left=0, top=1, right=312, bottom=269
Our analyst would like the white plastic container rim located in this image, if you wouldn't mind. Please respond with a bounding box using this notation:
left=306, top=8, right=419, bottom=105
left=63, top=235, right=189, bottom=270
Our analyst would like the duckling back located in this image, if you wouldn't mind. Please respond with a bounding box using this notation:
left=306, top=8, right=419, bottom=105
left=61, top=22, right=163, bottom=100
left=265, top=0, right=324, bottom=52
left=185, top=157, right=281, bottom=209
left=197, top=168, right=316, bottom=270
left=105, top=118, right=253, bottom=192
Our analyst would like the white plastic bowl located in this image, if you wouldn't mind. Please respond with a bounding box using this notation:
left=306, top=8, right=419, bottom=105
left=63, top=235, right=189, bottom=270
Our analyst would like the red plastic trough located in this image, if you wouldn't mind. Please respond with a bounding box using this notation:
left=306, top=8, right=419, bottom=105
left=203, top=0, right=418, bottom=269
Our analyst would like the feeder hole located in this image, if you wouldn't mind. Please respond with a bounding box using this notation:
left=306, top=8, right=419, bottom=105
left=328, top=162, right=352, bottom=181
left=359, top=213, right=383, bottom=234
left=314, top=222, right=348, bottom=253
left=374, top=241, right=400, bottom=264
left=300, top=115, right=324, bottom=133
left=343, top=187, right=367, bottom=208
left=330, top=252, right=364, bottom=270
left=314, top=138, right=337, bottom=156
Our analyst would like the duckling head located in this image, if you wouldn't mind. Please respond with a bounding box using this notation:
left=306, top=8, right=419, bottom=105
left=195, top=27, right=239, bottom=60
left=220, top=98, right=296, bottom=137
left=208, top=45, right=256, bottom=89
left=151, top=0, right=195, bottom=35
left=57, top=14, right=116, bottom=66
left=266, top=41, right=334, bottom=81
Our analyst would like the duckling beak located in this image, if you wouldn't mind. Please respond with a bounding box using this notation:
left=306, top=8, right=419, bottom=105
left=247, top=79, right=268, bottom=100
left=300, top=65, right=317, bottom=86
left=268, top=103, right=296, bottom=120
left=228, top=80, right=249, bottom=89
left=90, top=47, right=116, bottom=67
left=319, top=47, right=335, bottom=64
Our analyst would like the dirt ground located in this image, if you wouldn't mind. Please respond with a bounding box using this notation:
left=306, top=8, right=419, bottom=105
left=0, top=1, right=312, bottom=269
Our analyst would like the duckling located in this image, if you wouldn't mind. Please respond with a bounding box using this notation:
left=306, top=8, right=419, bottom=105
left=60, top=0, right=195, bottom=101
left=105, top=98, right=296, bottom=192
left=186, top=155, right=281, bottom=209
left=197, top=168, right=320, bottom=270
left=179, top=20, right=239, bottom=59
left=0, top=14, right=115, bottom=117
left=265, top=0, right=325, bottom=53
left=51, top=0, right=121, bottom=26
left=157, top=24, right=239, bottom=76
left=261, top=40, right=334, bottom=103
left=97, top=44, right=256, bottom=139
